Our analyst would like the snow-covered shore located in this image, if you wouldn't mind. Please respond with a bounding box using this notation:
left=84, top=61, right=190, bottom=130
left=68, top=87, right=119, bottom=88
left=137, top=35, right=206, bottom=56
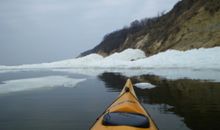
left=1, top=47, right=220, bottom=70
left=0, top=47, right=220, bottom=83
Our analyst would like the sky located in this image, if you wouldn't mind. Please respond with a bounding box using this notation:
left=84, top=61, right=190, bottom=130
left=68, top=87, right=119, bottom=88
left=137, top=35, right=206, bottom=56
left=0, top=0, right=179, bottom=65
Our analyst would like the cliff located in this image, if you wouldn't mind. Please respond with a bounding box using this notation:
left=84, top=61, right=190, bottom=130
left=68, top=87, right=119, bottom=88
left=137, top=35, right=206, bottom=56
left=81, top=0, right=220, bottom=57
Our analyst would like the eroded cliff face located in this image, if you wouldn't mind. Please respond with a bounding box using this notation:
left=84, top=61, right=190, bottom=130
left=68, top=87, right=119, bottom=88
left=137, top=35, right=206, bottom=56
left=81, top=0, right=220, bottom=57
left=143, top=7, right=220, bottom=55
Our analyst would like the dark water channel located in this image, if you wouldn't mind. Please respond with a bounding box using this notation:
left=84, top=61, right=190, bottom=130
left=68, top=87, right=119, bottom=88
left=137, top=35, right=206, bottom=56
left=0, top=70, right=219, bottom=130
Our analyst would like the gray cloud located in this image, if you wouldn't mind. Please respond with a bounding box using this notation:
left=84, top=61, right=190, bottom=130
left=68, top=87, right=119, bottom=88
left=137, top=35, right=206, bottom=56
left=0, top=0, right=179, bottom=65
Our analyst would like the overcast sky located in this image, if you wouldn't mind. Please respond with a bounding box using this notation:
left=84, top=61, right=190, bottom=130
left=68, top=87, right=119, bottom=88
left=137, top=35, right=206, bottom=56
left=0, top=0, right=179, bottom=65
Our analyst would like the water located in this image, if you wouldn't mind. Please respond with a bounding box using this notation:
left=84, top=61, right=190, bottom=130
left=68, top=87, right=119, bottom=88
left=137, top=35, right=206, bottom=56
left=0, top=69, right=220, bottom=130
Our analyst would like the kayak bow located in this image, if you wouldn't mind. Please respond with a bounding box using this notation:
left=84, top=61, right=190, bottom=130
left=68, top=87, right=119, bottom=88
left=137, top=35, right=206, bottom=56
left=90, top=79, right=158, bottom=130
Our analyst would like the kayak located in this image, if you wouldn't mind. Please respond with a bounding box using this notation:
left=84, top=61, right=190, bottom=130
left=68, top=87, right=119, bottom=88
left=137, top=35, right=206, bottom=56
left=90, top=79, right=158, bottom=130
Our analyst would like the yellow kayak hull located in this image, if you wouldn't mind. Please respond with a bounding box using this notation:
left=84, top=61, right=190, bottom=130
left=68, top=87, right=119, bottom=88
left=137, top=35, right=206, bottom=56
left=90, top=79, right=158, bottom=130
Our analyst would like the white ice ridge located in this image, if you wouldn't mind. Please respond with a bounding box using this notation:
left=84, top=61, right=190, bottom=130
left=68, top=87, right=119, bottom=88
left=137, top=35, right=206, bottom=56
left=0, top=47, right=220, bottom=69
left=0, top=76, right=86, bottom=94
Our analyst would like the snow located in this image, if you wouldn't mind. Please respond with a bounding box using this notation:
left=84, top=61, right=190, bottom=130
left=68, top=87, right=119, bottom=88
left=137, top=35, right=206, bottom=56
left=104, top=49, right=145, bottom=61
left=0, top=47, right=220, bottom=81
left=131, top=48, right=220, bottom=69
left=0, top=76, right=86, bottom=94
left=1, top=47, right=220, bottom=69
left=135, top=82, right=156, bottom=89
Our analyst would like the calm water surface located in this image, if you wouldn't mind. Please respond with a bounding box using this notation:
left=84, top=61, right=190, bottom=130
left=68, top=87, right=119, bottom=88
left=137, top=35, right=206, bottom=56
left=0, top=70, right=219, bottom=130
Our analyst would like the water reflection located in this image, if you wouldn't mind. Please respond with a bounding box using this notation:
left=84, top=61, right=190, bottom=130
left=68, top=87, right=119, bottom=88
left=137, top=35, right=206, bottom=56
left=98, top=72, right=220, bottom=130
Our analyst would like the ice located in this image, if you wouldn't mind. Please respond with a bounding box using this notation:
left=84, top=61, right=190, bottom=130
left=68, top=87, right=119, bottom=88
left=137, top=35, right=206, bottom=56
left=135, top=82, right=156, bottom=89
left=0, top=76, right=86, bottom=94
left=104, top=49, right=145, bottom=61
left=1, top=47, right=220, bottom=69
left=0, top=47, right=220, bottom=81
left=131, top=48, right=220, bottom=69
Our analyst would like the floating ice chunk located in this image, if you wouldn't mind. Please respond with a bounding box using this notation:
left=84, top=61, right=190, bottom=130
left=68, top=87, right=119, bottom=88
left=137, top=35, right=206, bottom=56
left=135, top=82, right=156, bottom=89
left=0, top=76, right=86, bottom=94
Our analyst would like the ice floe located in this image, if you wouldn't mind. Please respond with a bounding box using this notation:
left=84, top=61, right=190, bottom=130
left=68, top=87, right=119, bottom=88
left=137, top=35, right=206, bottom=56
left=135, top=82, right=156, bottom=89
left=0, top=76, right=86, bottom=94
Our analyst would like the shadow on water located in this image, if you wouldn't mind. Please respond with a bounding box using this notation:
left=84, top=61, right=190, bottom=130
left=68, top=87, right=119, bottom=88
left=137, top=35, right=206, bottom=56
left=98, top=72, right=220, bottom=130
